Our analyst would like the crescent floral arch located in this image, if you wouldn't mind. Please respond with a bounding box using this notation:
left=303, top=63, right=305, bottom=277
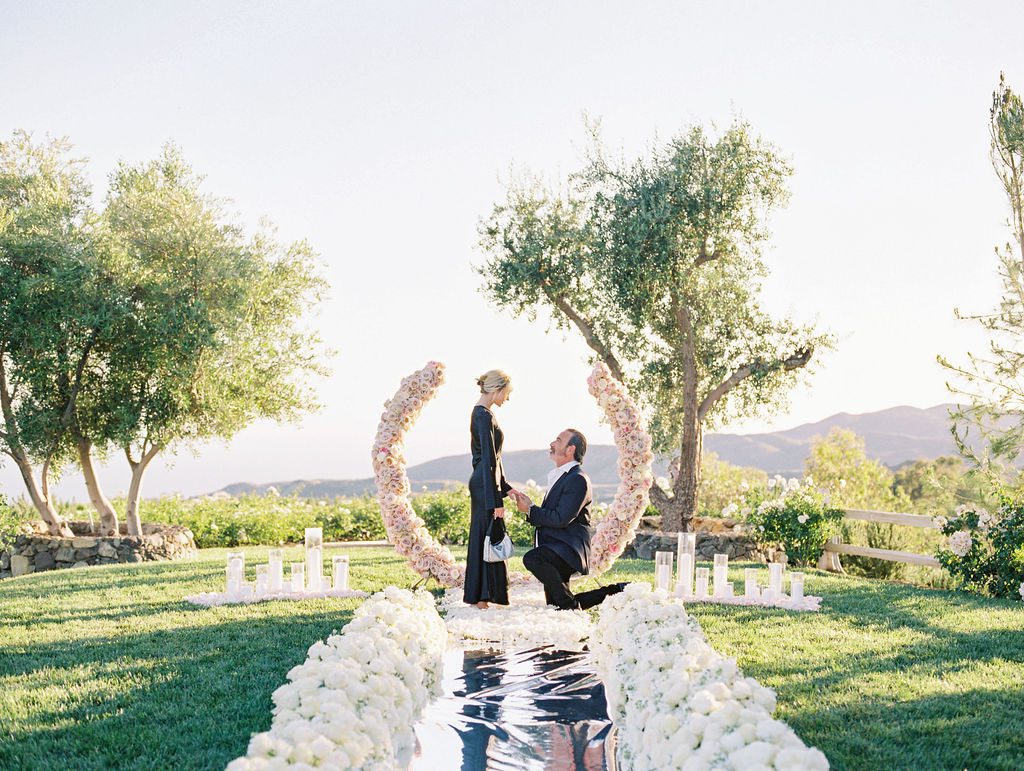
left=371, top=361, right=654, bottom=587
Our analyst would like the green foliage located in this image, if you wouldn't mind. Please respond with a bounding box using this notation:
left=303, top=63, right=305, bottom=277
left=0, top=493, right=22, bottom=549
left=479, top=121, right=832, bottom=444
left=411, top=489, right=471, bottom=545
left=0, top=131, right=104, bottom=480
left=804, top=428, right=918, bottom=579
left=140, top=495, right=386, bottom=548
left=695, top=452, right=767, bottom=518
left=936, top=497, right=1024, bottom=599
left=744, top=479, right=844, bottom=566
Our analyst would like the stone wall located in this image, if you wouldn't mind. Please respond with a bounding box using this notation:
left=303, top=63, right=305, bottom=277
left=623, top=530, right=785, bottom=563
left=1, top=522, right=197, bottom=579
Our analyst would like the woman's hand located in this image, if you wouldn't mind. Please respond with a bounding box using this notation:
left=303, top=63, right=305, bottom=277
left=493, top=507, right=505, bottom=519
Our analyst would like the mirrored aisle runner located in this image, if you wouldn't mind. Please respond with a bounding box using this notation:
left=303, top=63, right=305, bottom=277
left=403, top=583, right=615, bottom=770
left=410, top=645, right=616, bottom=771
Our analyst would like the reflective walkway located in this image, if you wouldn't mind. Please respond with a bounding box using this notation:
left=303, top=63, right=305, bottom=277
left=409, top=646, right=616, bottom=771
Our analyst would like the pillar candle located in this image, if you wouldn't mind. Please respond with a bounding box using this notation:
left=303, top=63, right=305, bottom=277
left=333, top=555, right=350, bottom=591
left=695, top=567, right=710, bottom=599
left=713, top=553, right=729, bottom=598
left=676, top=552, right=694, bottom=597
left=268, top=549, right=284, bottom=592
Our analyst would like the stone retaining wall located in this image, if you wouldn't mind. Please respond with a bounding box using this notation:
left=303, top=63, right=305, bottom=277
left=623, top=530, right=785, bottom=563
left=1, top=522, right=197, bottom=579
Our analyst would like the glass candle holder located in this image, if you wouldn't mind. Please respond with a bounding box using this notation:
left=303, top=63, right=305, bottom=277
left=255, top=564, right=269, bottom=598
left=695, top=567, right=710, bottom=598
left=226, top=552, right=244, bottom=597
left=744, top=568, right=760, bottom=599
left=677, top=531, right=697, bottom=558
left=790, top=572, right=805, bottom=602
left=654, top=551, right=674, bottom=591
left=291, top=562, right=305, bottom=593
left=713, top=553, right=729, bottom=597
left=333, top=555, right=350, bottom=591
left=676, top=552, right=695, bottom=597
left=305, top=528, right=324, bottom=592
left=268, top=549, right=284, bottom=592
left=768, top=562, right=785, bottom=594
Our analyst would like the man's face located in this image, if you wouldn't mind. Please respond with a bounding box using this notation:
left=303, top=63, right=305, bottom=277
left=549, top=430, right=573, bottom=465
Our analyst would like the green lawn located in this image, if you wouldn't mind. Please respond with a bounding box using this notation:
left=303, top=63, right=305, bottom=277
left=1, top=548, right=1022, bottom=771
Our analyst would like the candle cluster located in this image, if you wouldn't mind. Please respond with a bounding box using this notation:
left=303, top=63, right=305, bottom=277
left=186, top=529, right=366, bottom=607
left=656, top=536, right=820, bottom=611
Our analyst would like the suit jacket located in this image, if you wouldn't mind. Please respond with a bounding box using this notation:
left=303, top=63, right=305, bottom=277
left=527, top=465, right=592, bottom=575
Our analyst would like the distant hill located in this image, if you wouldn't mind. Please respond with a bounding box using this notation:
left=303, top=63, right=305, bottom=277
left=215, top=403, right=961, bottom=501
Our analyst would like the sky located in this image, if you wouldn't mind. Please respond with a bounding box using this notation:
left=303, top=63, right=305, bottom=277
left=1, top=1, right=1021, bottom=501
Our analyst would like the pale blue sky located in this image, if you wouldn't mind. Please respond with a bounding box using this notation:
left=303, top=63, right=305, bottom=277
left=1, top=1, right=1021, bottom=499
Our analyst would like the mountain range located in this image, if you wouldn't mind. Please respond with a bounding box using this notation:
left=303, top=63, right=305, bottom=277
left=216, top=404, right=961, bottom=501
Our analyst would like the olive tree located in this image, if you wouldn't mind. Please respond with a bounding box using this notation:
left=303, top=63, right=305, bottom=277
left=941, top=74, right=1024, bottom=479
left=0, top=132, right=104, bottom=536
left=479, top=121, right=831, bottom=531
left=76, top=146, right=329, bottom=535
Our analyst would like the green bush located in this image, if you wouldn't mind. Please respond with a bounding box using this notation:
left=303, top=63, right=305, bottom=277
left=745, top=478, right=844, bottom=566
left=412, top=489, right=471, bottom=544
left=0, top=494, right=23, bottom=550
left=936, top=496, right=1024, bottom=599
left=139, top=494, right=386, bottom=547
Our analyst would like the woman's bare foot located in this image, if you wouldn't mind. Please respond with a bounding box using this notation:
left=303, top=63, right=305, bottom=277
left=474, top=601, right=489, bottom=609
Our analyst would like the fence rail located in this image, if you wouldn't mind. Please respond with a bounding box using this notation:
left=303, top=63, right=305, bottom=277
left=819, top=508, right=942, bottom=571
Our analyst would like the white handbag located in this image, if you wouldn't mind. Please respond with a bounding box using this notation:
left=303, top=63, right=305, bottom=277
left=483, top=519, right=514, bottom=562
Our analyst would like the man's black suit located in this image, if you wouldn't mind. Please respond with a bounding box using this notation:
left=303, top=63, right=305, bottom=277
left=522, top=464, right=618, bottom=610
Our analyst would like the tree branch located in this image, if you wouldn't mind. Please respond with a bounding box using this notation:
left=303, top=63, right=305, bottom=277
left=693, top=243, right=718, bottom=268
left=698, top=346, right=814, bottom=422
left=544, top=287, right=625, bottom=381
left=649, top=483, right=672, bottom=512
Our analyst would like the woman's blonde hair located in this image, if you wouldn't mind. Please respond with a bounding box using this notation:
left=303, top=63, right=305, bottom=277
left=476, top=369, right=511, bottom=394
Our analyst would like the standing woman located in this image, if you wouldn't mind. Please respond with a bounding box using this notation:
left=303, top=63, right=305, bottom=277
left=464, top=369, right=514, bottom=608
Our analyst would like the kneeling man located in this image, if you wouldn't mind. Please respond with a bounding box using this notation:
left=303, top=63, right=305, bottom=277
left=510, top=428, right=624, bottom=610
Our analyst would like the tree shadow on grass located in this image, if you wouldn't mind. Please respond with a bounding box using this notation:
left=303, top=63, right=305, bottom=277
left=0, top=610, right=354, bottom=771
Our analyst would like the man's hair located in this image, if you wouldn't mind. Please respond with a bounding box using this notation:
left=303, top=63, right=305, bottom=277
left=565, top=428, right=587, bottom=463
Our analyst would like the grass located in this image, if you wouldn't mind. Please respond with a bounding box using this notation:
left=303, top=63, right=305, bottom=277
left=1, top=548, right=1022, bottom=770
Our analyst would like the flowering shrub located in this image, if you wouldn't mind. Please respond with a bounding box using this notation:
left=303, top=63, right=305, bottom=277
left=744, top=476, right=844, bottom=566
left=592, top=584, right=829, bottom=770
left=935, top=498, right=1024, bottom=599
left=227, top=587, right=446, bottom=769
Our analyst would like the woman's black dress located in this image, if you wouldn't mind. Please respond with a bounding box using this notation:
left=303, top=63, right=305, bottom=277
left=463, top=405, right=512, bottom=605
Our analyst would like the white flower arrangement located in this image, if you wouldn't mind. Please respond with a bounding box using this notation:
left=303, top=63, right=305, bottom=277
left=587, top=362, right=655, bottom=576
left=591, top=584, right=830, bottom=770
left=372, top=361, right=467, bottom=587
left=185, top=586, right=368, bottom=607
left=226, top=587, right=446, bottom=770
left=440, top=582, right=594, bottom=650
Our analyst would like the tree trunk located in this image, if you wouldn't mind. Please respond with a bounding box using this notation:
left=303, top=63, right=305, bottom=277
left=666, top=297, right=703, bottom=532
left=76, top=436, right=119, bottom=536
left=0, top=355, right=72, bottom=536
left=124, top=445, right=161, bottom=536
left=11, top=451, right=72, bottom=536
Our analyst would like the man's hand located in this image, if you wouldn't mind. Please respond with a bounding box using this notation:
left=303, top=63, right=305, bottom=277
left=510, top=489, right=532, bottom=513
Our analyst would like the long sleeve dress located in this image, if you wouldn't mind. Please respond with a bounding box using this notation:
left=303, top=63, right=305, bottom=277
left=463, top=405, right=512, bottom=605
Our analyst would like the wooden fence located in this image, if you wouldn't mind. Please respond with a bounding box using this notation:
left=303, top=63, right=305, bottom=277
left=818, top=508, right=942, bottom=571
